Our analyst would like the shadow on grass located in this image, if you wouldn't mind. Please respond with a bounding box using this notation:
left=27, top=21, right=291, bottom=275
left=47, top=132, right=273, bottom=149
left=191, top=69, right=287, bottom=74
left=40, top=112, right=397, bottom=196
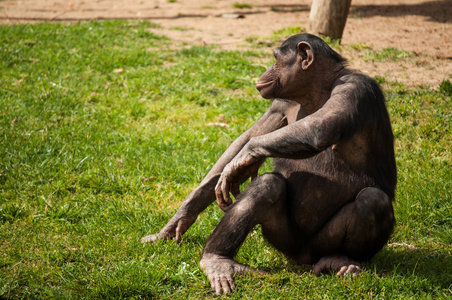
left=370, top=246, right=452, bottom=289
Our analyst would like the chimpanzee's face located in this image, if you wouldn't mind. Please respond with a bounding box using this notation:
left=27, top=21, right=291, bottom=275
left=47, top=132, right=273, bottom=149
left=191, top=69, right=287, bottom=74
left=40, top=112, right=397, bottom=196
left=256, top=43, right=305, bottom=100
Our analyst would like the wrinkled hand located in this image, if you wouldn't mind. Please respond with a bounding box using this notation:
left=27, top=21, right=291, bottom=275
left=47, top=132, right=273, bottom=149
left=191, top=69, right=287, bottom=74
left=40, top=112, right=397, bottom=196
left=141, top=211, right=197, bottom=244
left=200, top=254, right=265, bottom=295
left=215, top=152, right=264, bottom=211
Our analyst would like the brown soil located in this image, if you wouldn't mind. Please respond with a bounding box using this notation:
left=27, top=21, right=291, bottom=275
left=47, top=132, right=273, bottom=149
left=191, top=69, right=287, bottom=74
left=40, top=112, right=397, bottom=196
left=1, top=0, right=451, bottom=87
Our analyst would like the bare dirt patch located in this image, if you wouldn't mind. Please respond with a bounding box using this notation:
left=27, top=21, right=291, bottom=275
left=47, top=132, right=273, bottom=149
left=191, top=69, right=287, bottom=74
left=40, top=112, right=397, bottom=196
left=1, top=0, right=451, bottom=87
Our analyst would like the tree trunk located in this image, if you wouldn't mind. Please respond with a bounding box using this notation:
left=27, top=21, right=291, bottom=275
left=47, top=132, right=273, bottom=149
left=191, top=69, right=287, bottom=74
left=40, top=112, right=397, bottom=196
left=309, top=0, right=352, bottom=40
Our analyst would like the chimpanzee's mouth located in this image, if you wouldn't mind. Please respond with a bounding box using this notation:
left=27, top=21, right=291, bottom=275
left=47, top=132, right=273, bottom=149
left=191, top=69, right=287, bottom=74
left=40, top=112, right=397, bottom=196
left=255, top=80, right=275, bottom=90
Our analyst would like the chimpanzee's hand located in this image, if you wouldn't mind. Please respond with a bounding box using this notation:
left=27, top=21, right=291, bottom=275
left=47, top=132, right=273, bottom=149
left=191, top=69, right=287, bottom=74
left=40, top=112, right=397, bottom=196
left=215, top=152, right=264, bottom=211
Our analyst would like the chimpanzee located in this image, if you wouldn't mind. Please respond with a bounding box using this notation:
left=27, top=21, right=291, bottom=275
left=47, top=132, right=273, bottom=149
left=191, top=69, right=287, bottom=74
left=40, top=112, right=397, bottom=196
left=142, top=33, right=397, bottom=295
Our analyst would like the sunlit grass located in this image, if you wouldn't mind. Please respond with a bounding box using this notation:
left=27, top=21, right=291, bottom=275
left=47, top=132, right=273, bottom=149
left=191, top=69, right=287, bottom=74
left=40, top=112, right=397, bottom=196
left=233, top=3, right=253, bottom=9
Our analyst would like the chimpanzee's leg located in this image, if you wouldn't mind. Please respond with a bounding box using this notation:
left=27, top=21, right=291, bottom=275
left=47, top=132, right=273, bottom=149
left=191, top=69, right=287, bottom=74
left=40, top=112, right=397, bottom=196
left=301, top=187, right=395, bottom=275
left=200, top=173, right=290, bottom=295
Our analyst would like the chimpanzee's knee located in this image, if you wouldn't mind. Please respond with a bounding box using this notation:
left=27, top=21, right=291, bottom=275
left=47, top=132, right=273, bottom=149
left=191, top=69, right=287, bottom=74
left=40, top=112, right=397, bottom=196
left=203, top=173, right=287, bottom=257
left=237, top=172, right=286, bottom=206
left=343, top=187, right=395, bottom=261
left=355, top=188, right=394, bottom=218
left=225, top=173, right=286, bottom=220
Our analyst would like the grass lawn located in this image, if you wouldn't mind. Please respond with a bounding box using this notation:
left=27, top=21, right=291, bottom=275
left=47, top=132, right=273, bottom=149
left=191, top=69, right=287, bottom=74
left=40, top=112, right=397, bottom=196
left=0, top=20, right=451, bottom=299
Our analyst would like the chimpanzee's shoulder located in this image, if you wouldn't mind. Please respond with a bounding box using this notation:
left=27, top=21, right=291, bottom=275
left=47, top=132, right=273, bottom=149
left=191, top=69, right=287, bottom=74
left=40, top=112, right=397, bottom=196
left=339, top=70, right=379, bottom=86
left=334, top=70, right=383, bottom=98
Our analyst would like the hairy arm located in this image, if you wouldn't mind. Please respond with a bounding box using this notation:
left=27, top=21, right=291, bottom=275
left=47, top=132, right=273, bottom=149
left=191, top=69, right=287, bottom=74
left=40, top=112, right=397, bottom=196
left=248, top=83, right=356, bottom=159
left=215, top=82, right=358, bottom=205
left=250, top=97, right=355, bottom=158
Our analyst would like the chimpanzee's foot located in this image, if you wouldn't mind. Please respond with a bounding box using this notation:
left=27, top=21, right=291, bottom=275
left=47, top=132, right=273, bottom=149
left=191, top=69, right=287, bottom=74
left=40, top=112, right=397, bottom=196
left=312, top=255, right=362, bottom=276
left=200, top=253, right=265, bottom=295
left=141, top=213, right=197, bottom=244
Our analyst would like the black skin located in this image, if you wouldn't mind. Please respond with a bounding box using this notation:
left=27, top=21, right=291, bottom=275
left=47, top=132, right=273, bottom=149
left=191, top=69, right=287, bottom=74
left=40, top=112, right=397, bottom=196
left=142, top=33, right=397, bottom=295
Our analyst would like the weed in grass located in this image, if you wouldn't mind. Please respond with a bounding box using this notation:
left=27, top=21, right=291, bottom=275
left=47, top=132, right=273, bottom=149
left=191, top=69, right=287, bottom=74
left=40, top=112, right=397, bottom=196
left=246, top=26, right=305, bottom=48
left=374, top=76, right=386, bottom=85
left=363, top=47, right=415, bottom=62
left=169, top=26, right=191, bottom=31
left=0, top=20, right=451, bottom=299
left=439, top=79, right=452, bottom=96
left=233, top=3, right=253, bottom=9
left=272, top=25, right=304, bottom=38
left=349, top=42, right=372, bottom=50
left=321, top=35, right=342, bottom=48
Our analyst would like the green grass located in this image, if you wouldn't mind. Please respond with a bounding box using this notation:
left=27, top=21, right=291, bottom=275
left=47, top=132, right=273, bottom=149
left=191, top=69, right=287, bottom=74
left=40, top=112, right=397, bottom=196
left=246, top=26, right=305, bottom=48
left=363, top=47, right=415, bottom=62
left=233, top=3, right=253, bottom=9
left=1, top=20, right=451, bottom=299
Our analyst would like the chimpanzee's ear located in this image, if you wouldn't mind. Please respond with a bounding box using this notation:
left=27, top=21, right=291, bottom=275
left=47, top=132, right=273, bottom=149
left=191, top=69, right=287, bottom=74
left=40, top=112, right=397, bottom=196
left=297, top=42, right=314, bottom=70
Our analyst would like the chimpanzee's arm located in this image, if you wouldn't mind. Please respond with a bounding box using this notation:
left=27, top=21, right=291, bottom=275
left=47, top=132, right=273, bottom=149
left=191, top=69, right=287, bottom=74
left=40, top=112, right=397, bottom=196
left=215, top=85, right=358, bottom=205
left=143, top=99, right=292, bottom=243
left=250, top=94, right=355, bottom=159
left=198, top=99, right=291, bottom=186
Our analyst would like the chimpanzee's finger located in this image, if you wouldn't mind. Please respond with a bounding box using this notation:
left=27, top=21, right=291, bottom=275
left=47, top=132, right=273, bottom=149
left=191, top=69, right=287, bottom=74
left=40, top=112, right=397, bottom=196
left=221, top=179, right=233, bottom=207
left=220, top=275, right=231, bottom=294
left=231, top=182, right=240, bottom=198
left=215, top=179, right=226, bottom=210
